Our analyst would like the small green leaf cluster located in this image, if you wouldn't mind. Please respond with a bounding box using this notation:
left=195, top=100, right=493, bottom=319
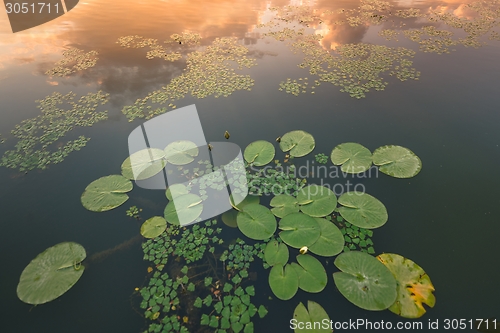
left=195, top=274, right=267, bottom=333
left=142, top=220, right=223, bottom=267
left=314, top=153, right=328, bottom=164
left=247, top=164, right=306, bottom=197
left=333, top=216, right=375, bottom=254
left=139, top=270, right=187, bottom=333
left=219, top=239, right=266, bottom=270
left=126, top=206, right=142, bottom=218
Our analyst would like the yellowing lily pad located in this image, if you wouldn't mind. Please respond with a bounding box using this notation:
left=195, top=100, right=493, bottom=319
left=377, top=253, right=436, bottom=318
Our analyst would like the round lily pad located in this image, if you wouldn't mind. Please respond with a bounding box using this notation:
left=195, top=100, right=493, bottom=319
left=81, top=175, right=133, bottom=212
left=279, top=130, right=315, bottom=157
left=279, top=213, right=321, bottom=249
left=264, top=240, right=289, bottom=266
left=330, top=143, right=372, bottom=174
left=17, top=242, right=86, bottom=305
left=291, top=254, right=327, bottom=293
left=121, top=148, right=166, bottom=180
left=221, top=209, right=238, bottom=228
left=140, top=216, right=167, bottom=238
left=230, top=193, right=260, bottom=211
left=377, top=253, right=436, bottom=318
left=165, top=183, right=190, bottom=200
left=236, top=204, right=277, bottom=240
left=164, top=140, right=199, bottom=165
left=338, top=192, right=388, bottom=229
left=333, top=251, right=397, bottom=311
left=308, top=218, right=344, bottom=257
left=297, top=185, right=337, bottom=217
left=164, top=193, right=203, bottom=225
left=372, top=145, right=422, bottom=178
left=293, top=301, right=331, bottom=333
left=268, top=264, right=299, bottom=300
left=270, top=194, right=299, bottom=218
left=243, top=140, right=275, bottom=166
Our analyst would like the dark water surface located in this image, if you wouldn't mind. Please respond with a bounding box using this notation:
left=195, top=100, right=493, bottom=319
left=1, top=0, right=500, bottom=332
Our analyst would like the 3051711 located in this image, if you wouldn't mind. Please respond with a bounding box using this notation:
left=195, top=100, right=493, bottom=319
left=5, top=2, right=61, bottom=14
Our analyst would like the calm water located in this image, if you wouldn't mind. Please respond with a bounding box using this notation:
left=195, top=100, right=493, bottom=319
left=1, top=0, right=500, bottom=332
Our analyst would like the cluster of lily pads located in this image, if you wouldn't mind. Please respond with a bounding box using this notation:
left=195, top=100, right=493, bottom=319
left=120, top=37, right=256, bottom=121
left=45, top=47, right=99, bottom=77
left=0, top=91, right=109, bottom=172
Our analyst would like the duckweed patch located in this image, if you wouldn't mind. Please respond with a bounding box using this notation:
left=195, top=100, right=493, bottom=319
left=45, top=48, right=99, bottom=77
left=0, top=91, right=108, bottom=172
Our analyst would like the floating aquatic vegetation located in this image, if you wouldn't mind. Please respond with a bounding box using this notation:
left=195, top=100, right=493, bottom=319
left=333, top=251, right=397, bottom=311
left=17, top=242, right=86, bottom=305
left=164, top=140, right=199, bottom=165
left=330, top=142, right=372, bottom=174
left=219, top=240, right=266, bottom=270
left=140, top=216, right=167, bottom=239
left=0, top=134, right=4, bottom=144
left=308, top=217, right=344, bottom=257
left=314, top=153, right=328, bottom=164
left=270, top=194, right=300, bottom=218
left=379, top=29, right=399, bottom=41
left=81, top=175, right=133, bottom=212
left=334, top=217, right=375, bottom=254
left=164, top=193, right=204, bottom=225
left=279, top=78, right=312, bottom=96
left=372, top=145, right=422, bottom=178
left=338, top=191, right=388, bottom=229
left=243, top=140, right=275, bottom=166
left=126, top=205, right=142, bottom=219
left=236, top=204, right=277, bottom=240
left=122, top=37, right=256, bottom=121
left=268, top=264, right=299, bottom=300
left=334, top=0, right=392, bottom=27
left=121, top=148, right=166, bottom=180
left=279, top=212, right=321, bottom=248
left=279, top=130, right=315, bottom=157
left=377, top=253, right=436, bottom=318
left=247, top=163, right=307, bottom=197
left=290, top=254, right=327, bottom=293
left=264, top=239, right=289, bottom=267
left=297, top=184, right=337, bottom=217
left=0, top=91, right=108, bottom=172
left=45, top=48, right=99, bottom=77
left=293, top=301, right=331, bottom=333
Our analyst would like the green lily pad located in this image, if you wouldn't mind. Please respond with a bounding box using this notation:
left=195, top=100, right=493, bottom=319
left=140, top=216, right=167, bottom=238
left=293, top=301, right=331, bottom=333
left=377, top=253, right=436, bottom=318
left=221, top=209, right=238, bottom=228
left=81, top=175, right=133, bottom=212
left=297, top=185, right=337, bottom=217
left=230, top=194, right=260, bottom=211
left=243, top=140, right=275, bottom=166
left=17, top=242, right=86, bottom=305
left=330, top=143, right=372, bottom=174
left=164, top=193, right=203, bottom=225
left=270, top=194, right=299, bottom=218
left=338, top=192, right=388, bottom=229
left=268, top=264, right=299, bottom=300
left=279, top=213, right=321, bottom=249
left=372, top=145, right=422, bottom=178
left=279, top=130, right=315, bottom=157
left=290, top=254, right=327, bottom=293
left=308, top=218, right=344, bottom=257
left=264, top=240, right=289, bottom=266
left=236, top=204, right=277, bottom=240
left=121, top=148, right=166, bottom=180
left=166, top=183, right=189, bottom=200
left=164, top=140, right=199, bottom=165
left=333, top=251, right=397, bottom=311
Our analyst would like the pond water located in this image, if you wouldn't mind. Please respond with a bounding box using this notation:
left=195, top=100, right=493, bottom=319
left=1, top=0, right=500, bottom=332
